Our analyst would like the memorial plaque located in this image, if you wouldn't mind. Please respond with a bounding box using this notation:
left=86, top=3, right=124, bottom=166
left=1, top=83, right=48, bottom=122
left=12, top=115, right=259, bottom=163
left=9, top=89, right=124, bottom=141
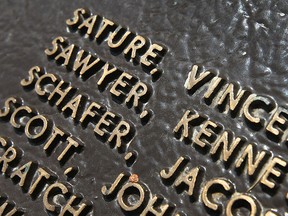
left=0, top=0, right=288, bottom=215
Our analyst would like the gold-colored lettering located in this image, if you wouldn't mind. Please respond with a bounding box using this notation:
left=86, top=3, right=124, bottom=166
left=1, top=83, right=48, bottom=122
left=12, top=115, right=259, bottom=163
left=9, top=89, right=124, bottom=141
left=125, top=82, right=149, bottom=111
left=48, top=80, right=73, bottom=107
left=97, top=63, right=120, bottom=89
left=0, top=201, right=18, bottom=216
left=184, top=65, right=214, bottom=94
left=0, top=97, right=22, bottom=119
left=174, top=166, right=202, bottom=197
left=225, top=193, right=261, bottom=216
left=234, top=144, right=267, bottom=176
left=140, top=44, right=164, bottom=70
left=210, top=131, right=243, bottom=163
left=10, top=106, right=34, bottom=129
left=194, top=120, right=218, bottom=148
left=62, top=94, right=84, bottom=120
left=117, top=182, right=146, bottom=212
left=108, top=27, right=131, bottom=49
left=124, top=35, right=146, bottom=62
left=242, top=94, right=275, bottom=130
left=78, top=15, right=97, bottom=36
left=25, top=115, right=51, bottom=141
left=173, top=110, right=204, bottom=141
left=73, top=50, right=102, bottom=77
left=21, top=66, right=44, bottom=88
left=108, top=120, right=131, bottom=149
left=79, top=102, right=104, bottom=126
left=57, top=137, right=82, bottom=165
left=260, top=156, right=287, bottom=189
left=266, top=107, right=288, bottom=142
left=203, top=76, right=224, bottom=105
left=10, top=161, right=36, bottom=191
left=110, top=72, right=133, bottom=101
left=160, top=156, right=189, bottom=180
left=60, top=195, right=90, bottom=216
left=217, top=83, right=248, bottom=115
left=264, top=210, right=280, bottom=216
left=95, top=18, right=115, bottom=40
left=54, top=44, right=76, bottom=67
left=35, top=73, right=58, bottom=97
left=0, top=147, right=18, bottom=174
left=43, top=126, right=66, bottom=154
left=94, top=111, right=116, bottom=138
left=141, top=195, right=169, bottom=216
left=29, top=168, right=52, bottom=197
left=66, top=8, right=90, bottom=28
left=101, top=172, right=129, bottom=198
left=43, top=182, right=70, bottom=213
left=45, top=36, right=67, bottom=57
left=201, top=178, right=234, bottom=212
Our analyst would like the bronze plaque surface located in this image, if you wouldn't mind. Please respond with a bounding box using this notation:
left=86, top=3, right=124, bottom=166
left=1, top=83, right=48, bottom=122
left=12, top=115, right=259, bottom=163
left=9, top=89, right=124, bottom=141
left=0, top=0, right=288, bottom=215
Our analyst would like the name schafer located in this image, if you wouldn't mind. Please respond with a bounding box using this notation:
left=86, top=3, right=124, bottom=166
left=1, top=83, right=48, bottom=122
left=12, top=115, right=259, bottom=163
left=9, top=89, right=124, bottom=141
left=20, top=66, right=134, bottom=152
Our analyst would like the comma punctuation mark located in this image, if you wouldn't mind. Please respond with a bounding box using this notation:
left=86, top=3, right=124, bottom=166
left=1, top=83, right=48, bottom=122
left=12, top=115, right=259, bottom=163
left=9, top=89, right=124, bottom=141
left=64, top=167, right=78, bottom=181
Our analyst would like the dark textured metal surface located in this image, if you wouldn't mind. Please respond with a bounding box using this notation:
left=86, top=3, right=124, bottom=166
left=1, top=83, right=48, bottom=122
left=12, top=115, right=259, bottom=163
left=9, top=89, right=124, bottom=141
left=0, top=0, right=288, bottom=215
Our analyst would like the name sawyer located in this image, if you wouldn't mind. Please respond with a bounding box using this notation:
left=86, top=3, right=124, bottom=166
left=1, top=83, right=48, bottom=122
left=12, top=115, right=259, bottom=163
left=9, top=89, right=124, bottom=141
left=45, top=37, right=153, bottom=123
